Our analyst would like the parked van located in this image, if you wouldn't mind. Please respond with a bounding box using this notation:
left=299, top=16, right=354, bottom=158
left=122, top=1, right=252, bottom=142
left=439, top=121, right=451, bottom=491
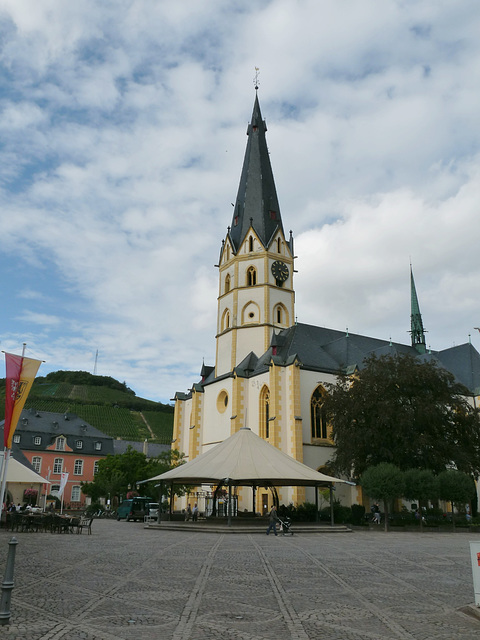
left=117, top=497, right=153, bottom=522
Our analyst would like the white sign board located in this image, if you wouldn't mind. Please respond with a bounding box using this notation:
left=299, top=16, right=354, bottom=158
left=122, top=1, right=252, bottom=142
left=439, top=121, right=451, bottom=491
left=470, top=541, right=480, bottom=607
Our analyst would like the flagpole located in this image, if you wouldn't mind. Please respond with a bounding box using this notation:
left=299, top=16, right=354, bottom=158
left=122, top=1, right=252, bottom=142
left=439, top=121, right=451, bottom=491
left=0, top=345, right=25, bottom=516
left=60, top=467, right=64, bottom=515
left=1, top=344, right=42, bottom=520
left=0, top=449, right=11, bottom=517
left=43, top=468, right=51, bottom=512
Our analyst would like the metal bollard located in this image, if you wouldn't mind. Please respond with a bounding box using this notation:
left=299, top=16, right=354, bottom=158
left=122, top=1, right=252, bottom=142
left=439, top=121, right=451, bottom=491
left=0, top=537, right=18, bottom=625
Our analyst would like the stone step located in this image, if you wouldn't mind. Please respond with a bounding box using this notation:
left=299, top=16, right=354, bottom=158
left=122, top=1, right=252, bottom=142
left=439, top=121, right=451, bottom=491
left=145, top=521, right=352, bottom=534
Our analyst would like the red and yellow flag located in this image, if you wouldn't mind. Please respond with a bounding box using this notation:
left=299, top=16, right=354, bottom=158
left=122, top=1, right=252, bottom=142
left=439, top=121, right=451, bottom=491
left=4, top=352, right=42, bottom=448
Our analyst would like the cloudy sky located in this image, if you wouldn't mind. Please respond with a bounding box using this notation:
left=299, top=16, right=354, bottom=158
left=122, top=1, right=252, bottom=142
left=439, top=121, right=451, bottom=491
left=1, top=1, right=479, bottom=402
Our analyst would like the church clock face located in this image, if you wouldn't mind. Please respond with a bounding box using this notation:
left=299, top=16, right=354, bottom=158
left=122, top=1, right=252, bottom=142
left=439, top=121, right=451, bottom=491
left=271, top=260, right=289, bottom=282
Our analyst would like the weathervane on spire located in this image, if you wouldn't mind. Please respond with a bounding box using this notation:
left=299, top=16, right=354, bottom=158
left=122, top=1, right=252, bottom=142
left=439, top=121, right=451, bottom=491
left=253, top=66, right=260, bottom=91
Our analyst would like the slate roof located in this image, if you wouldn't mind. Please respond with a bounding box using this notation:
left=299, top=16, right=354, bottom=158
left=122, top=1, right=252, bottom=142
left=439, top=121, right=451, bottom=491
left=5, top=408, right=115, bottom=456
left=183, top=322, right=480, bottom=397
left=228, top=94, right=285, bottom=252
left=0, top=424, right=38, bottom=471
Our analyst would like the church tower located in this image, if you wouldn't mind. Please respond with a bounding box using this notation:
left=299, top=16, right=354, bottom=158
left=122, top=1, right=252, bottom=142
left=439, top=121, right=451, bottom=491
left=215, top=94, right=295, bottom=376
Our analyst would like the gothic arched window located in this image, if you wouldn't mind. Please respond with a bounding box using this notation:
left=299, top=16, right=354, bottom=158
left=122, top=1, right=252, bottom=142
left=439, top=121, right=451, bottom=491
left=259, top=386, right=270, bottom=440
left=311, top=386, right=328, bottom=440
left=221, top=309, right=231, bottom=331
left=246, top=266, right=257, bottom=287
left=225, top=274, right=231, bottom=293
left=273, top=303, right=288, bottom=327
left=277, top=237, right=281, bottom=253
left=249, top=236, right=254, bottom=252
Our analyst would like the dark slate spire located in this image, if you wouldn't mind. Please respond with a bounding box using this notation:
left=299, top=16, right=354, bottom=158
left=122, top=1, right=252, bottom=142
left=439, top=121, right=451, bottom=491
left=410, top=265, right=426, bottom=354
left=229, top=94, right=284, bottom=252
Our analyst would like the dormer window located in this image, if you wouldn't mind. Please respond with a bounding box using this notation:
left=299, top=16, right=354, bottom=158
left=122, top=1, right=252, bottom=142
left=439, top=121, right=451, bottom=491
left=76, top=440, right=83, bottom=449
left=95, top=441, right=102, bottom=451
left=34, top=436, right=41, bottom=446
left=13, top=434, right=21, bottom=444
left=55, top=436, right=66, bottom=451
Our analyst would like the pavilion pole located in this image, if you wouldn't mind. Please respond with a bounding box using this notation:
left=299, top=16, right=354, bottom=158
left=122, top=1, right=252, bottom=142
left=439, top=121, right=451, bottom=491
left=157, top=482, right=163, bottom=524
left=227, top=483, right=232, bottom=527
left=169, top=482, right=174, bottom=520
left=329, top=484, right=335, bottom=525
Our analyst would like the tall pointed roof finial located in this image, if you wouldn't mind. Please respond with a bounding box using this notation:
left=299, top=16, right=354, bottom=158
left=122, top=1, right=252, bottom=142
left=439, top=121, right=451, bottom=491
left=229, top=76, right=284, bottom=252
left=409, top=264, right=427, bottom=354
left=254, top=66, right=260, bottom=91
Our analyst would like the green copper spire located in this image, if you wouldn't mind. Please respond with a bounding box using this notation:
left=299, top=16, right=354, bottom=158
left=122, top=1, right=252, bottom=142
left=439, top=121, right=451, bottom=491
left=410, top=265, right=426, bottom=354
left=229, top=93, right=284, bottom=252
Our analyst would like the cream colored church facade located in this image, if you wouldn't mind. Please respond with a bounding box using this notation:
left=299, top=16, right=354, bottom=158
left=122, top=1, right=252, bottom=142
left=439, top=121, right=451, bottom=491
left=172, top=94, right=480, bottom=515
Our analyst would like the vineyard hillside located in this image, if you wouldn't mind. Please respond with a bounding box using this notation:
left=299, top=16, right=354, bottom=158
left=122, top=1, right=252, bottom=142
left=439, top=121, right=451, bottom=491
left=0, top=370, right=174, bottom=445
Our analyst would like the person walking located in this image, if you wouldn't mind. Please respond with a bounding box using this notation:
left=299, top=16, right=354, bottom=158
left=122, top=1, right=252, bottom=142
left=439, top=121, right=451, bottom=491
left=266, top=505, right=279, bottom=536
left=192, top=503, right=198, bottom=522
left=185, top=504, right=192, bottom=521
left=373, top=503, right=381, bottom=525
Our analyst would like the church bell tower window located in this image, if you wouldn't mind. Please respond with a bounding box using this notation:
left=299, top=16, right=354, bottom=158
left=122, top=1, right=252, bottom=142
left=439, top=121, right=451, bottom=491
left=247, top=266, right=257, bottom=287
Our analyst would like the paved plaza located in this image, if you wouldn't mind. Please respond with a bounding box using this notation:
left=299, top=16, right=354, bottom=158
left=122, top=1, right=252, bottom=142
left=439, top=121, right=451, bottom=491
left=1, top=520, right=479, bottom=639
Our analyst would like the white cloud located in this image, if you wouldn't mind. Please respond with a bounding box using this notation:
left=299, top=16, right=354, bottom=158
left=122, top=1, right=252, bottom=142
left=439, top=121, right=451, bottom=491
left=0, top=1, right=479, bottom=400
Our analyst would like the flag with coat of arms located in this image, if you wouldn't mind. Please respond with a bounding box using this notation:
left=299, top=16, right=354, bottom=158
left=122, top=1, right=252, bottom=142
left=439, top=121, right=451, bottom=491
left=4, top=352, right=42, bottom=448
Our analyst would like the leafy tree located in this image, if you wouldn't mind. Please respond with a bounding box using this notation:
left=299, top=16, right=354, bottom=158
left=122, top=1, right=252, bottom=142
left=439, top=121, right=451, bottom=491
left=438, top=469, right=475, bottom=526
left=360, top=463, right=405, bottom=531
left=403, top=468, right=439, bottom=530
left=82, top=447, right=186, bottom=505
left=323, top=354, right=480, bottom=478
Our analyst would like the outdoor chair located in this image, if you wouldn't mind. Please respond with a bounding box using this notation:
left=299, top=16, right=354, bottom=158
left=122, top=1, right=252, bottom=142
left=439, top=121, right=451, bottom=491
left=69, top=516, right=81, bottom=533
left=76, top=516, right=93, bottom=534
left=42, top=513, right=55, bottom=532
left=7, top=513, right=21, bottom=532
left=51, top=515, right=71, bottom=534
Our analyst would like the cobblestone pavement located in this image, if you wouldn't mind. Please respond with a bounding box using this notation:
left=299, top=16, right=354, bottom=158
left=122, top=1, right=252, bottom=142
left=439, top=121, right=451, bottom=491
left=1, top=521, right=479, bottom=639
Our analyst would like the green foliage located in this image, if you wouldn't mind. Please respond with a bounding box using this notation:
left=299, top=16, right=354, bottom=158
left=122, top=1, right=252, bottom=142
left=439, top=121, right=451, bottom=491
left=438, top=469, right=475, bottom=507
left=278, top=502, right=317, bottom=522
left=324, top=353, right=480, bottom=478
left=360, top=463, right=405, bottom=501
left=360, top=463, right=405, bottom=530
left=141, top=410, right=175, bottom=442
left=40, top=370, right=135, bottom=394
left=84, top=502, right=103, bottom=516
left=403, top=468, right=439, bottom=505
left=320, top=502, right=352, bottom=523
left=82, top=447, right=186, bottom=504
left=0, top=369, right=174, bottom=442
left=350, top=503, right=366, bottom=525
